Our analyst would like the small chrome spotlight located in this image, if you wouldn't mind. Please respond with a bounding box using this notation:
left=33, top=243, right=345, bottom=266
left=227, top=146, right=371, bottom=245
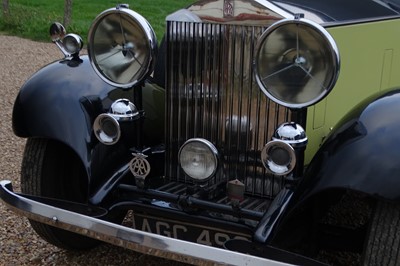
left=62, top=34, right=83, bottom=55
left=261, top=140, right=296, bottom=176
left=93, top=99, right=139, bottom=145
left=49, top=22, right=83, bottom=58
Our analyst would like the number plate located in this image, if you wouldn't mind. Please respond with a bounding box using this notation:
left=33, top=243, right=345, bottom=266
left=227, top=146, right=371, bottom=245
left=132, top=213, right=251, bottom=247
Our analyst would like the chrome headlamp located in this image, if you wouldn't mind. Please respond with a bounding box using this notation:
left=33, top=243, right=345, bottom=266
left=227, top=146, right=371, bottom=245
left=88, top=4, right=157, bottom=88
left=93, top=99, right=139, bottom=145
left=179, top=139, right=218, bottom=182
left=254, top=17, right=340, bottom=108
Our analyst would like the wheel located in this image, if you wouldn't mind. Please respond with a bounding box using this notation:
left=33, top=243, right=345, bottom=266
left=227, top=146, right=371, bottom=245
left=363, top=200, right=400, bottom=266
left=21, top=138, right=99, bottom=250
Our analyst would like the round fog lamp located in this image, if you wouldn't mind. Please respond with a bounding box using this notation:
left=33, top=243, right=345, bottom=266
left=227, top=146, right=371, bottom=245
left=261, top=140, right=296, bottom=176
left=179, top=139, right=218, bottom=182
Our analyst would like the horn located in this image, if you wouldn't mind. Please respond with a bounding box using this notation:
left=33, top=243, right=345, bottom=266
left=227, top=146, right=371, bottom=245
left=93, top=99, right=139, bottom=145
left=93, top=114, right=121, bottom=145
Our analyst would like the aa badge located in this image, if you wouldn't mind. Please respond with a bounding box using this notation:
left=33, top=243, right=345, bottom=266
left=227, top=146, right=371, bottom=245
left=129, top=153, right=151, bottom=179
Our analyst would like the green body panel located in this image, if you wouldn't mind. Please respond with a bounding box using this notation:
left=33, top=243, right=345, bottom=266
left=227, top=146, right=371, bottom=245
left=305, top=18, right=400, bottom=163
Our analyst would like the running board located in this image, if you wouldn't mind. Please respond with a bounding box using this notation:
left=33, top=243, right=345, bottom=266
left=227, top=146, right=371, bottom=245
left=0, top=180, right=291, bottom=266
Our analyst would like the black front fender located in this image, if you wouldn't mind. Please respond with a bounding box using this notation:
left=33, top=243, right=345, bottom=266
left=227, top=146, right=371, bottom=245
left=295, top=88, right=400, bottom=204
left=12, top=55, right=165, bottom=190
left=12, top=56, right=132, bottom=177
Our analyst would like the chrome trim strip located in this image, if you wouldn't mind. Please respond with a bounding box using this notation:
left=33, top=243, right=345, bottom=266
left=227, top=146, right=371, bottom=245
left=321, top=14, right=400, bottom=27
left=0, top=180, right=292, bottom=266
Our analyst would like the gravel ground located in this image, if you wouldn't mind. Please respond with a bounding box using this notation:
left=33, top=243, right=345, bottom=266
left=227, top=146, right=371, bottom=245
left=0, top=35, right=185, bottom=266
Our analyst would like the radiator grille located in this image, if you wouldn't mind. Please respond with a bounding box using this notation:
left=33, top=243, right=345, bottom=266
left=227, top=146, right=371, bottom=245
left=165, top=21, right=291, bottom=198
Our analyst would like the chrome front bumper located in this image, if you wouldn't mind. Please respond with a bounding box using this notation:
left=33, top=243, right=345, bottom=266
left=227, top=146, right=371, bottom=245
left=0, top=180, right=292, bottom=266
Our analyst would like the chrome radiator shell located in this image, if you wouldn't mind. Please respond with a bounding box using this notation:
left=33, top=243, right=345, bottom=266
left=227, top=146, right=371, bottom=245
left=165, top=21, right=291, bottom=198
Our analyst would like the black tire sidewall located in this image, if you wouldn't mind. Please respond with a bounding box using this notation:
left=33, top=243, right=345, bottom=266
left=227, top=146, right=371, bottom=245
left=21, top=138, right=99, bottom=250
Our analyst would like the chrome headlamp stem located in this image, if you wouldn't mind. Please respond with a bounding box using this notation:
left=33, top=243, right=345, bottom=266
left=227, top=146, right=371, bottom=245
left=53, top=40, right=70, bottom=58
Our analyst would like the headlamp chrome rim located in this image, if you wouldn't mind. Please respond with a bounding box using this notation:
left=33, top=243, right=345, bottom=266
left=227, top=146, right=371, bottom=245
left=88, top=6, right=157, bottom=88
left=261, top=140, right=296, bottom=176
left=178, top=138, right=219, bottom=182
left=254, top=17, right=340, bottom=109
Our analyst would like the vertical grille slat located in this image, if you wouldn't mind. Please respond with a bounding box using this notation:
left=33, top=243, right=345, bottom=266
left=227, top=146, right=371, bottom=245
left=166, top=21, right=291, bottom=198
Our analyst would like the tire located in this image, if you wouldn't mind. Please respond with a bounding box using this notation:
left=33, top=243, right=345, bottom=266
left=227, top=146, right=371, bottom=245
left=21, top=138, right=99, bottom=250
left=363, top=201, right=400, bottom=266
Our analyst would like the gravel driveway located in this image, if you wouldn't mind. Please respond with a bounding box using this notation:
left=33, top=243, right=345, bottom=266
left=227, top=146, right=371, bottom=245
left=0, top=35, right=184, bottom=265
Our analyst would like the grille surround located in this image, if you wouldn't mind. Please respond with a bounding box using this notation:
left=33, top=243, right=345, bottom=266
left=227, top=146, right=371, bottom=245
left=165, top=21, right=292, bottom=198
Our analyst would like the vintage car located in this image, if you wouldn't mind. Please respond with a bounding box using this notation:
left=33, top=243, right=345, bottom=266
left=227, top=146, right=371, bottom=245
left=2, top=0, right=400, bottom=265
